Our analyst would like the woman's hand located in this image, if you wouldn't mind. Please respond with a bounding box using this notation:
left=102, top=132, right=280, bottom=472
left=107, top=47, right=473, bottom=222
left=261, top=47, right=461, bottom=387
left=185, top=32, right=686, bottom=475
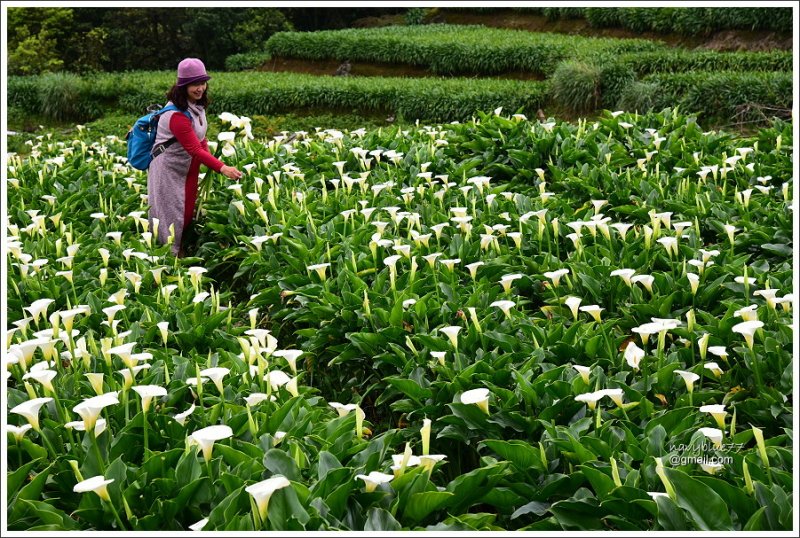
left=220, top=165, right=243, bottom=180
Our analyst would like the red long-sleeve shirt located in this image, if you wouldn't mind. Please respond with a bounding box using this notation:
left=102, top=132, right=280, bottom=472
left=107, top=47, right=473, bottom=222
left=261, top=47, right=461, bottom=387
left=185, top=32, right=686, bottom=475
left=169, top=113, right=225, bottom=173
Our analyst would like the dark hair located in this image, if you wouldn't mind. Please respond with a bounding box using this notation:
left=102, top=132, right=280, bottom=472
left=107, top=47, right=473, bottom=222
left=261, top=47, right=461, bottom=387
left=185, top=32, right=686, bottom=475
left=165, top=83, right=210, bottom=110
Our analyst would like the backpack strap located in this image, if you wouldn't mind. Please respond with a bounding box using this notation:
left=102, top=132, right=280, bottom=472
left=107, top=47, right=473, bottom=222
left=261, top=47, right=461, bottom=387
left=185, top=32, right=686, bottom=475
left=151, top=105, right=194, bottom=158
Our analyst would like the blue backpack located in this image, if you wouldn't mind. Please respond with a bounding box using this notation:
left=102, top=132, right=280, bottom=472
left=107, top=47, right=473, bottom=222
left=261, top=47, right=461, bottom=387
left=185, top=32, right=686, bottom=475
left=125, top=104, right=192, bottom=170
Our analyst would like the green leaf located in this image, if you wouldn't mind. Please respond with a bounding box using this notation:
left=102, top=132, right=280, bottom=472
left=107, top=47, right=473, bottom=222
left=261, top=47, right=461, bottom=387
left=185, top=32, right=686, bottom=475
left=16, top=499, right=80, bottom=530
left=403, top=491, right=454, bottom=524
left=662, top=468, right=733, bottom=530
left=364, top=507, right=402, bottom=531
left=511, top=500, right=550, bottom=519
left=263, top=448, right=300, bottom=482
left=15, top=462, right=53, bottom=503
left=7, top=458, right=43, bottom=498
left=479, top=439, right=543, bottom=471
left=743, top=506, right=769, bottom=531
left=384, top=376, right=431, bottom=403
left=548, top=498, right=604, bottom=530
left=579, top=466, right=616, bottom=499
left=316, top=450, right=342, bottom=481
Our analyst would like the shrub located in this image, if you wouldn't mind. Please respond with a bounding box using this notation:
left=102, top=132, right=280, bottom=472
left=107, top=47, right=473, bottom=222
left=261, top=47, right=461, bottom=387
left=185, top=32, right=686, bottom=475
left=549, top=61, right=602, bottom=114
left=584, top=8, right=623, bottom=28
left=38, top=72, right=100, bottom=122
left=616, top=80, right=668, bottom=114
left=641, top=70, right=793, bottom=123
left=597, top=61, right=636, bottom=109
left=404, top=8, right=428, bottom=25
left=225, top=50, right=272, bottom=71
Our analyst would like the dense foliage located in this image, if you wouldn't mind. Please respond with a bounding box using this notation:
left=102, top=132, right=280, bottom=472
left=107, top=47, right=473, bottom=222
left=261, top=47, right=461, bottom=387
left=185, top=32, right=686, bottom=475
left=264, top=24, right=665, bottom=76
left=5, top=107, right=794, bottom=531
left=7, top=7, right=294, bottom=74
left=450, top=7, right=792, bottom=34
left=7, top=71, right=548, bottom=124
left=9, top=63, right=792, bottom=128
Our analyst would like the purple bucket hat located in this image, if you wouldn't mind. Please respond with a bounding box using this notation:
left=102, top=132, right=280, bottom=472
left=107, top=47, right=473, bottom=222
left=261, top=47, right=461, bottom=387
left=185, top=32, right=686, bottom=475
left=177, top=58, right=211, bottom=86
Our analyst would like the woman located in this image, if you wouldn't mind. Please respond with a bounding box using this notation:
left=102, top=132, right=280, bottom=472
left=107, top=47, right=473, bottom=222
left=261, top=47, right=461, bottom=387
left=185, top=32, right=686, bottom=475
left=148, top=57, right=243, bottom=257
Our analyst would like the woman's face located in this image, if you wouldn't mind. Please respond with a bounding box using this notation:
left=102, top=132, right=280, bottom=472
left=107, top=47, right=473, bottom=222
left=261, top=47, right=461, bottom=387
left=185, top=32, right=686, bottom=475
left=186, top=82, right=207, bottom=102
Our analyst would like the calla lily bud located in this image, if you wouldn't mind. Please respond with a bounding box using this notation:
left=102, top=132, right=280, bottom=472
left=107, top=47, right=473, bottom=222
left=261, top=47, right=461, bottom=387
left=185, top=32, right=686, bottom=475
left=421, top=418, right=431, bottom=456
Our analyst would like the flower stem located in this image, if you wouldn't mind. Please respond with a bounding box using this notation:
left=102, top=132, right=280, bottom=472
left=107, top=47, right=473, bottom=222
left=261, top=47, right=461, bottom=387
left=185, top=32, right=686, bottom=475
left=107, top=500, right=128, bottom=531
left=90, top=430, right=106, bottom=474
left=142, top=409, right=149, bottom=458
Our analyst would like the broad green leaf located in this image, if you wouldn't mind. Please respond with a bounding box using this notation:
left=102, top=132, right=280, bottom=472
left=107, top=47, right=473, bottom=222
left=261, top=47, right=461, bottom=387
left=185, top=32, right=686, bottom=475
left=403, top=491, right=454, bottom=524
left=663, top=468, right=733, bottom=530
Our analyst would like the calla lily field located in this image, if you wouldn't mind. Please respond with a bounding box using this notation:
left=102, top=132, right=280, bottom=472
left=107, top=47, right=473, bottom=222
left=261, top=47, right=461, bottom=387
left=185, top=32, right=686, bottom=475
left=4, top=106, right=795, bottom=531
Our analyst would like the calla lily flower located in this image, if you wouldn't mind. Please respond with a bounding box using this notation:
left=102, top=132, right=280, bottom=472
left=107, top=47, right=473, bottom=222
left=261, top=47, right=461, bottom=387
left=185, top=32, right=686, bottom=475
left=543, top=268, right=569, bottom=287
left=419, top=454, right=447, bottom=472
left=564, top=296, right=582, bottom=321
left=307, top=263, right=331, bottom=280
left=25, top=299, right=55, bottom=325
left=189, top=518, right=209, bottom=531
left=686, top=273, right=700, bottom=295
left=11, top=397, right=53, bottom=431
left=708, top=346, right=728, bottom=360
left=732, top=320, right=764, bottom=349
left=698, top=427, right=723, bottom=448
left=674, top=370, right=700, bottom=393
left=190, top=425, right=233, bottom=462
left=156, top=321, right=169, bottom=345
left=23, top=368, right=57, bottom=393
left=430, top=351, right=447, bottom=366
left=174, top=404, right=196, bottom=426
left=700, top=404, right=728, bottom=430
left=117, top=364, right=151, bottom=389
left=83, top=372, right=104, bottom=396
left=199, top=367, right=230, bottom=394
left=65, top=418, right=108, bottom=436
left=272, top=350, right=303, bottom=374
left=574, top=391, right=605, bottom=410
left=132, top=385, right=167, bottom=412
left=73, top=392, right=120, bottom=432
left=490, top=300, right=516, bottom=318
left=700, top=462, right=724, bottom=475
left=733, top=304, right=758, bottom=321
left=632, top=322, right=661, bottom=345
left=631, top=274, right=655, bottom=294
left=460, top=388, right=490, bottom=414
left=572, top=365, right=590, bottom=384
left=610, top=269, right=636, bottom=287
left=499, top=273, right=523, bottom=293
left=601, top=388, right=625, bottom=407
left=355, top=471, right=395, bottom=492
left=465, top=261, right=484, bottom=280
left=420, top=418, right=431, bottom=455
left=439, top=326, right=462, bottom=349
left=624, top=341, right=645, bottom=370
left=246, top=475, right=291, bottom=521
left=704, top=362, right=724, bottom=377
left=8, top=424, right=33, bottom=442
left=329, top=402, right=358, bottom=417
left=73, top=476, right=114, bottom=501
left=579, top=305, right=604, bottom=322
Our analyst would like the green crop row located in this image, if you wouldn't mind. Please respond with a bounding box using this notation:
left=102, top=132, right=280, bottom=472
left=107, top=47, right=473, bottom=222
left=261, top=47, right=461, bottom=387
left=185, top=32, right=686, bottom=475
left=6, top=71, right=548, bottom=124
left=616, top=50, right=793, bottom=77
left=451, top=7, right=792, bottom=34
left=263, top=24, right=665, bottom=76
left=225, top=51, right=273, bottom=72
left=618, top=71, right=793, bottom=125
left=582, top=7, right=792, bottom=35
